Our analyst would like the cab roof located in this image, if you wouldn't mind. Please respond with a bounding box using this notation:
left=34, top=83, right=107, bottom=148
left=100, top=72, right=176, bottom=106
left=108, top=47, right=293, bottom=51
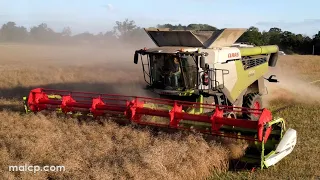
left=145, top=46, right=199, bottom=54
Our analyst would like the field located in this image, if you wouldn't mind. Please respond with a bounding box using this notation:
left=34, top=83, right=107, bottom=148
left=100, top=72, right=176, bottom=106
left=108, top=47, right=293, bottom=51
left=0, top=44, right=319, bottom=180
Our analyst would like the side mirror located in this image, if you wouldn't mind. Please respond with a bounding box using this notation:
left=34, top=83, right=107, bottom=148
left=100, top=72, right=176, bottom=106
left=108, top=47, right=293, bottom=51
left=200, top=56, right=205, bottom=69
left=134, top=51, right=139, bottom=64
left=265, top=75, right=279, bottom=83
left=268, top=52, right=278, bottom=67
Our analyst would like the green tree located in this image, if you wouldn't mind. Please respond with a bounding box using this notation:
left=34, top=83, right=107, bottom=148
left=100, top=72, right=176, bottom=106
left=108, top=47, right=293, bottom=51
left=279, top=31, right=295, bottom=54
left=157, top=23, right=217, bottom=31
left=61, top=27, right=72, bottom=37
left=0, top=21, right=28, bottom=42
left=261, top=31, right=270, bottom=45
left=238, top=26, right=263, bottom=45
left=112, top=19, right=150, bottom=44
left=268, top=27, right=282, bottom=45
left=113, top=19, right=138, bottom=37
left=29, top=23, right=58, bottom=42
left=187, top=24, right=217, bottom=31
left=312, top=31, right=320, bottom=55
left=156, top=23, right=175, bottom=29
left=1, top=20, right=320, bottom=55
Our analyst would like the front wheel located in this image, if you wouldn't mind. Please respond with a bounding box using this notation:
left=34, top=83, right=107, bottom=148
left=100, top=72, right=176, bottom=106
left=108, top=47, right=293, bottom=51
left=243, top=93, right=263, bottom=121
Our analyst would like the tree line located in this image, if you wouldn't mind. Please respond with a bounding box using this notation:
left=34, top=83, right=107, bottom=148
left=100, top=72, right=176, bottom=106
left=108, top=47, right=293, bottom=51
left=0, top=19, right=319, bottom=55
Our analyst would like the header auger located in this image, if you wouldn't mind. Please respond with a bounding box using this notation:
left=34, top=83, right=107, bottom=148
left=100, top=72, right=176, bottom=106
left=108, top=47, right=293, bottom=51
left=23, top=27, right=297, bottom=170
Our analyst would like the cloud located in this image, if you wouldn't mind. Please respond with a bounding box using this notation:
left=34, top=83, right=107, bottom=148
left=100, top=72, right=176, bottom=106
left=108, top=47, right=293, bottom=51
left=103, top=4, right=114, bottom=11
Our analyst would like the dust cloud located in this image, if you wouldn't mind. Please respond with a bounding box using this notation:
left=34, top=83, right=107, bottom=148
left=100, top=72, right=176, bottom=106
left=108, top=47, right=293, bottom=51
left=263, top=57, right=320, bottom=106
left=0, top=38, right=158, bottom=98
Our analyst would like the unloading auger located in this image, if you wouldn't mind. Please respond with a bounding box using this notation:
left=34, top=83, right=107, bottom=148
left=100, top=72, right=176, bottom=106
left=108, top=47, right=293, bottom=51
left=23, top=27, right=297, bottom=170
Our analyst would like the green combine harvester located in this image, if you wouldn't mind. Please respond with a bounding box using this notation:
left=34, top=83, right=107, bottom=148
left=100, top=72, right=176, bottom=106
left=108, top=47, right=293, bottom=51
left=24, top=27, right=297, bottom=170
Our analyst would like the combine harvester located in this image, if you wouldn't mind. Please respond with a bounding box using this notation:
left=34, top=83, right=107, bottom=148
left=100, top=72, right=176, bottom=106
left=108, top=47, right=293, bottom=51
left=23, top=28, right=297, bottom=170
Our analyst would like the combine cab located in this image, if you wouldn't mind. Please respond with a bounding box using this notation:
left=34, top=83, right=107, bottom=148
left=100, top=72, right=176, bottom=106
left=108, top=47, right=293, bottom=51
left=23, top=27, right=297, bottom=170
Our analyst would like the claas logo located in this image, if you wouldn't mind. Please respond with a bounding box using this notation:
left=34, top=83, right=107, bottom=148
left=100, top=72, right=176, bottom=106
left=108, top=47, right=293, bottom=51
left=228, top=52, right=240, bottom=58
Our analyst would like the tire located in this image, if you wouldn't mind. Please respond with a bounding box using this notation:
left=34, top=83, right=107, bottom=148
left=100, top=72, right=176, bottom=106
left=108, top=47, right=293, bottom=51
left=243, top=93, right=263, bottom=121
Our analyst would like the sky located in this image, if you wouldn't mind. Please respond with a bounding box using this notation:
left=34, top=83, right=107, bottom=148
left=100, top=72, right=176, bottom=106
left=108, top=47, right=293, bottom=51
left=0, top=0, right=319, bottom=37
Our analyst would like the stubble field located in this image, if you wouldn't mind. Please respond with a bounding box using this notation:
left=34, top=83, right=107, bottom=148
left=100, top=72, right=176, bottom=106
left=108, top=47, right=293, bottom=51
left=0, top=43, right=319, bottom=180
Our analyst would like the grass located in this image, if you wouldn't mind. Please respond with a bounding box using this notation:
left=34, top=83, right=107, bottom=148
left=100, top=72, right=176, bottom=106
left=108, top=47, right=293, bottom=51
left=0, top=43, right=319, bottom=179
